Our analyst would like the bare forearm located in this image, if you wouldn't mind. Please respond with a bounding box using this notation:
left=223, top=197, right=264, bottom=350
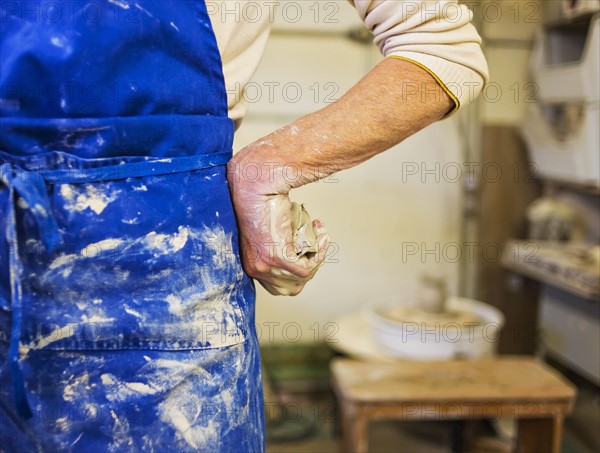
left=230, top=58, right=454, bottom=193
left=227, top=58, right=454, bottom=295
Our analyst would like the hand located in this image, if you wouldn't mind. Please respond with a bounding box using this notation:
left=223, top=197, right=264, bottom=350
left=227, top=146, right=330, bottom=296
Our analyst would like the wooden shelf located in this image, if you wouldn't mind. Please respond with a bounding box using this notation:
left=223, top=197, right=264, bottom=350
left=542, top=177, right=600, bottom=196
left=545, top=11, right=597, bottom=31
left=502, top=240, right=600, bottom=301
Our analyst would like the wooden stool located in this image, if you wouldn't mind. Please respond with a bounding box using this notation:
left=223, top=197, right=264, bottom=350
left=331, top=357, right=576, bottom=453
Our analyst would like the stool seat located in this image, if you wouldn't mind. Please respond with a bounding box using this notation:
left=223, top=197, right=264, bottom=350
left=331, top=356, right=576, bottom=453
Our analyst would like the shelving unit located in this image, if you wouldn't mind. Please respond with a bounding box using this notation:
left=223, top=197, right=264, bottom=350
left=502, top=239, right=599, bottom=301
left=543, top=178, right=600, bottom=196
left=506, top=3, right=600, bottom=385
left=545, top=11, right=599, bottom=29
left=501, top=171, right=600, bottom=383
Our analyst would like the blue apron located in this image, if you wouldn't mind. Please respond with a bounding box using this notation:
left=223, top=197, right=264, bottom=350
left=0, top=1, right=265, bottom=451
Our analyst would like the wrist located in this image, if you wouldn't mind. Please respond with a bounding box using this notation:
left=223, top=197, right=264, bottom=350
left=229, top=129, right=319, bottom=195
left=228, top=146, right=293, bottom=196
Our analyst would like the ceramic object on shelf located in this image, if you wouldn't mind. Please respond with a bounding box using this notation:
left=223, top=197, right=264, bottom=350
left=521, top=102, right=600, bottom=186
left=526, top=196, right=587, bottom=242
left=531, top=14, right=599, bottom=102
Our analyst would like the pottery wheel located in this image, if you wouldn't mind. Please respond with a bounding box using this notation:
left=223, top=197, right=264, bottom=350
left=375, top=306, right=484, bottom=329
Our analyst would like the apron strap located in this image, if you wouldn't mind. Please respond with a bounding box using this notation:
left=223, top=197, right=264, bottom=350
left=1, top=164, right=62, bottom=251
left=3, top=183, right=32, bottom=418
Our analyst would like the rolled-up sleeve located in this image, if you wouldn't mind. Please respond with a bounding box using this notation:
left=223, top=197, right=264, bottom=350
left=353, top=0, right=489, bottom=112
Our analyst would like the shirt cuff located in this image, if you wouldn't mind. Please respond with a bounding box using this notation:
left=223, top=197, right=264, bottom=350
left=386, top=53, right=486, bottom=117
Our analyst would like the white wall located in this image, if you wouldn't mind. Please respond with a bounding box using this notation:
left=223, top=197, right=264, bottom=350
left=478, top=0, right=541, bottom=125
left=233, top=1, right=466, bottom=343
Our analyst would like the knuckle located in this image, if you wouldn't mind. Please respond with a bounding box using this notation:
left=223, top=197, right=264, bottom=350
left=289, top=284, right=304, bottom=296
left=253, top=262, right=270, bottom=275
left=294, top=267, right=312, bottom=280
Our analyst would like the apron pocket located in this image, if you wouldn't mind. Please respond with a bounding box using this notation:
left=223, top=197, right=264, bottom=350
left=10, top=156, right=252, bottom=352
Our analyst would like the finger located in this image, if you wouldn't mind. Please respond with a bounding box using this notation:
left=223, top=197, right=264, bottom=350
left=259, top=280, right=284, bottom=296
left=271, top=267, right=303, bottom=281
left=259, top=279, right=305, bottom=296
left=307, top=219, right=330, bottom=267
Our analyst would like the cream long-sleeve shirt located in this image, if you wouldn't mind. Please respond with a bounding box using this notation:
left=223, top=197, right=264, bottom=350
left=207, top=1, right=489, bottom=123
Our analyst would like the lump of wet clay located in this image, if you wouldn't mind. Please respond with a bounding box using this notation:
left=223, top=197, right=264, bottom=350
left=290, top=202, right=319, bottom=256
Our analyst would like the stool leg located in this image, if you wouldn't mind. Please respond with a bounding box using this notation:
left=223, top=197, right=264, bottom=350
left=515, top=415, right=563, bottom=453
left=450, top=420, right=466, bottom=453
left=340, top=405, right=368, bottom=453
